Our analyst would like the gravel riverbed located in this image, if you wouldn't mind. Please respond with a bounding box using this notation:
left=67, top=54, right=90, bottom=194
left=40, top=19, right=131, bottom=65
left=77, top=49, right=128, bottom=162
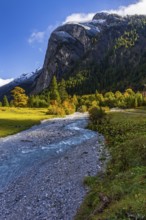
left=0, top=113, right=106, bottom=220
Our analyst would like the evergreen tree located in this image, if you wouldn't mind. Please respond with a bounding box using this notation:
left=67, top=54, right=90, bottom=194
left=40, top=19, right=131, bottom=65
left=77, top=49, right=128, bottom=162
left=49, top=76, right=60, bottom=103
left=28, top=95, right=35, bottom=108
left=10, top=100, right=14, bottom=107
left=58, top=79, right=68, bottom=102
left=72, top=95, right=78, bottom=106
left=46, top=93, right=50, bottom=106
left=3, top=95, right=9, bottom=107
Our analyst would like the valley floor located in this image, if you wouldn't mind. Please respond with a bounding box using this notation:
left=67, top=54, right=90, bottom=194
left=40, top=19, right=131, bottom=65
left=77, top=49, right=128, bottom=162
left=0, top=113, right=106, bottom=220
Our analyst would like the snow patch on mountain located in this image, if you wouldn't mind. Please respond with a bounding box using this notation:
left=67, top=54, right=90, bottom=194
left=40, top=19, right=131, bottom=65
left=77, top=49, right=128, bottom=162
left=92, top=19, right=106, bottom=24
left=0, top=78, right=14, bottom=87
left=14, top=72, right=37, bottom=83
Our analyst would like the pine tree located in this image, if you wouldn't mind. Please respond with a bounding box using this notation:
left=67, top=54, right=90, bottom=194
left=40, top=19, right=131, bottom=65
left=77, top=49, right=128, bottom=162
left=49, top=76, right=60, bottom=103
left=72, top=95, right=78, bottom=106
left=58, top=79, right=68, bottom=102
left=3, top=95, right=9, bottom=107
left=28, top=95, right=35, bottom=108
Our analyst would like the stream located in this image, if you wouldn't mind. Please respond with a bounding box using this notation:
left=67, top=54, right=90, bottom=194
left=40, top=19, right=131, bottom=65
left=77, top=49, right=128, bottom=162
left=0, top=113, right=106, bottom=220
left=0, top=113, right=96, bottom=192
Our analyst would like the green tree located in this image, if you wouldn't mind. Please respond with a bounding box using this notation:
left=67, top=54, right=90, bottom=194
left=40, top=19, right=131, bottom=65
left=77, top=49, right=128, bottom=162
left=104, top=92, right=115, bottom=107
left=28, top=95, right=35, bottom=108
left=95, top=91, right=104, bottom=104
left=125, top=88, right=135, bottom=96
left=10, top=100, right=14, bottom=107
left=72, top=95, right=78, bottom=106
left=11, top=86, right=28, bottom=107
left=135, top=92, right=143, bottom=106
left=49, top=76, right=60, bottom=103
left=115, top=91, right=123, bottom=99
left=58, top=79, right=68, bottom=102
left=3, top=95, right=9, bottom=107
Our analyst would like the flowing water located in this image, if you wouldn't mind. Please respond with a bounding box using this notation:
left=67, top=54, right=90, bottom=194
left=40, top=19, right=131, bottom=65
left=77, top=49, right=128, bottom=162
left=0, top=113, right=97, bottom=192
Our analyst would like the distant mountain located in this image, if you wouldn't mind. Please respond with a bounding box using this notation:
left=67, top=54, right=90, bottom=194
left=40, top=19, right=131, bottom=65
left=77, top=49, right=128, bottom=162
left=0, top=69, right=42, bottom=100
left=0, top=78, right=13, bottom=87
left=1, top=12, right=146, bottom=98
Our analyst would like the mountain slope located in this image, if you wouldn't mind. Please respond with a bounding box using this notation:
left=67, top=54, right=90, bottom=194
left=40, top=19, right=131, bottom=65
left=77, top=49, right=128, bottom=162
left=0, top=70, right=41, bottom=100
left=33, top=13, right=146, bottom=95
left=1, top=13, right=146, bottom=98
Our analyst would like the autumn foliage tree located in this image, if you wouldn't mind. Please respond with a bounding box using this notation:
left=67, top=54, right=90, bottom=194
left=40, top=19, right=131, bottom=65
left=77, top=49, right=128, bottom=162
left=11, top=86, right=28, bottom=107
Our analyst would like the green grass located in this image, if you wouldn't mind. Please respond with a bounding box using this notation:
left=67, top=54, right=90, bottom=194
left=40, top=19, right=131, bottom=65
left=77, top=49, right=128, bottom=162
left=75, top=109, right=146, bottom=220
left=0, top=107, right=54, bottom=137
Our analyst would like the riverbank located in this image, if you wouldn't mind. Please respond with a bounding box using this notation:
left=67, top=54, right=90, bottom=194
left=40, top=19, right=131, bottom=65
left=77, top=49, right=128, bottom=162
left=0, top=113, right=106, bottom=220
left=75, top=110, right=146, bottom=220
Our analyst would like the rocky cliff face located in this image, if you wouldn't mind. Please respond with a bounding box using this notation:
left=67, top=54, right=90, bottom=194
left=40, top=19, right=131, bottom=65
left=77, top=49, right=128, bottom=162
left=1, top=12, right=146, bottom=98
left=33, top=13, right=123, bottom=93
left=33, top=12, right=146, bottom=94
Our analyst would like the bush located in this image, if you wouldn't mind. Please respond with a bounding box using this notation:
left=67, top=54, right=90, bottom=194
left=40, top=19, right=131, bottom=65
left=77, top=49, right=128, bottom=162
left=46, top=104, right=65, bottom=116
left=89, top=106, right=106, bottom=124
left=62, top=100, right=75, bottom=115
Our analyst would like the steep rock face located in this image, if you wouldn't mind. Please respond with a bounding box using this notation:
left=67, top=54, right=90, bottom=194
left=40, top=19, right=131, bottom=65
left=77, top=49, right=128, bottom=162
left=1, top=13, right=146, bottom=98
left=34, top=12, right=144, bottom=94
left=33, top=12, right=146, bottom=94
left=33, top=13, right=110, bottom=94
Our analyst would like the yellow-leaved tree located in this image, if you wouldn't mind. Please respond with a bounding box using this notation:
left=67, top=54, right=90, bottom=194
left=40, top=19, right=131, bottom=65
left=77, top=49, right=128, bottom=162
left=11, top=86, right=28, bottom=107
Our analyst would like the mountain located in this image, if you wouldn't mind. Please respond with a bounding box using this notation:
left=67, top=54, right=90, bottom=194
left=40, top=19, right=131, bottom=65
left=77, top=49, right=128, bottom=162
left=33, top=12, right=146, bottom=95
left=1, top=12, right=146, bottom=98
left=0, top=70, right=41, bottom=100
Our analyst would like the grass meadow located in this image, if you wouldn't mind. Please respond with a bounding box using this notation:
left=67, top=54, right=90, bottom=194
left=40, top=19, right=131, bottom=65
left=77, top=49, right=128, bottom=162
left=0, top=107, right=53, bottom=137
left=76, top=108, right=146, bottom=220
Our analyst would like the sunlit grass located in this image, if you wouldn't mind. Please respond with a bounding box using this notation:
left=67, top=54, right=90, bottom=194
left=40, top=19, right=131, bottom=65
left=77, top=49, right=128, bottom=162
left=76, top=109, right=146, bottom=220
left=0, top=107, right=54, bottom=137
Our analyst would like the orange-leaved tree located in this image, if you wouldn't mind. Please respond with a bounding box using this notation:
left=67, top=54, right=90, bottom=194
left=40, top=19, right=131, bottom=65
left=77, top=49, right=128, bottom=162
left=11, top=86, right=28, bottom=107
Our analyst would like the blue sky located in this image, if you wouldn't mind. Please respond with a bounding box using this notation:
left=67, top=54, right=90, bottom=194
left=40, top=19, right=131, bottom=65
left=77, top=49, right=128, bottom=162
left=0, top=0, right=142, bottom=79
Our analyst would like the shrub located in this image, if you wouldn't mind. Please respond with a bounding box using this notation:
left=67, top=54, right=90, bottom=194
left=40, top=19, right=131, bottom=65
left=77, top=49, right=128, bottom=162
left=47, top=104, right=65, bottom=116
left=89, top=106, right=106, bottom=124
left=62, top=100, right=75, bottom=115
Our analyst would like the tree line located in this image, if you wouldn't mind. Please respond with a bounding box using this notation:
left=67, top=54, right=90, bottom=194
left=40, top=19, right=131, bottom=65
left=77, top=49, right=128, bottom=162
left=0, top=76, right=146, bottom=115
